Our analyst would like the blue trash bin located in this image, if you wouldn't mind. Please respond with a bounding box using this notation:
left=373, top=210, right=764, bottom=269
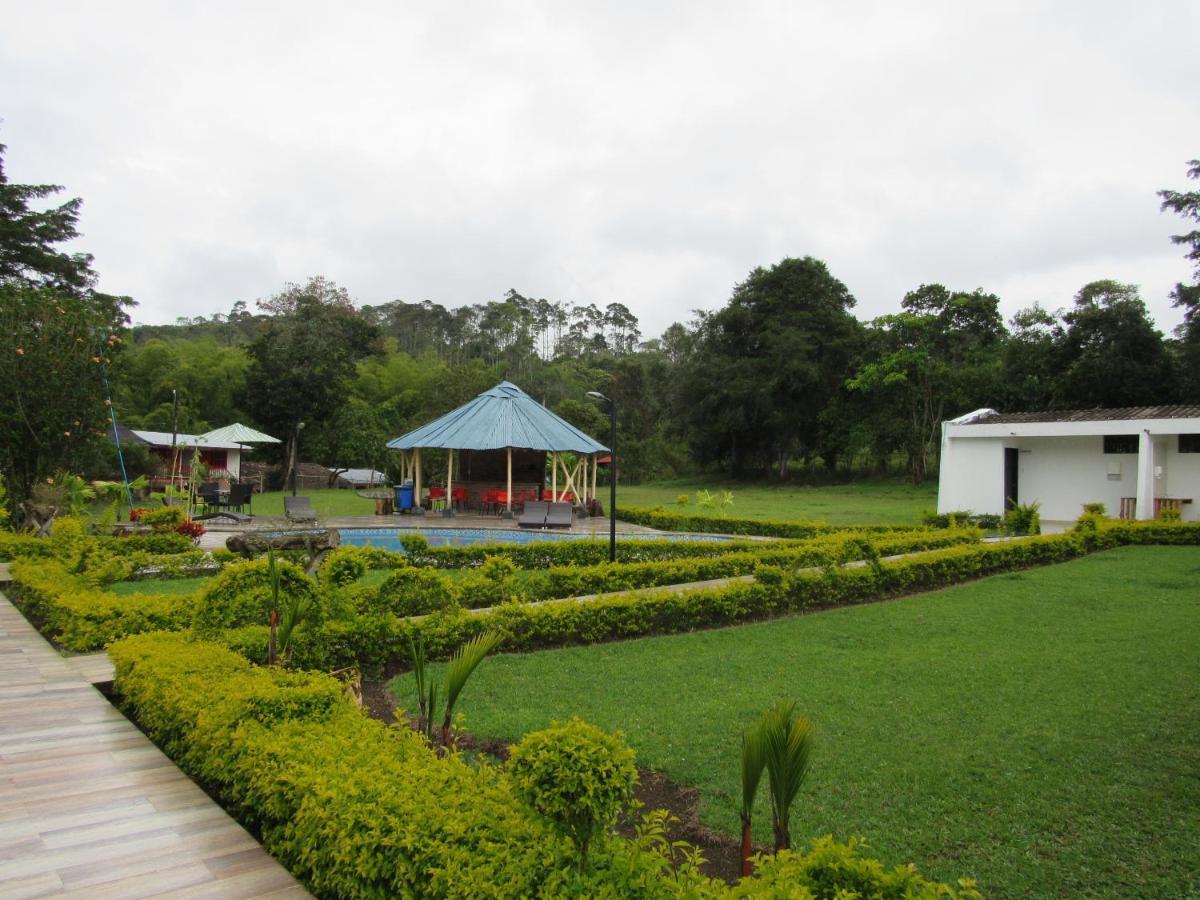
left=396, top=482, right=415, bottom=511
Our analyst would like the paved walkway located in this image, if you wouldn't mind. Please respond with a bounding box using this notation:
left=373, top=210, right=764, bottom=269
left=0, top=592, right=308, bottom=899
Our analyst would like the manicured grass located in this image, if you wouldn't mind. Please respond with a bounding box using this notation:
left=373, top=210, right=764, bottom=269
left=392, top=546, right=1200, bottom=897
left=107, top=576, right=212, bottom=596
left=240, top=488, right=379, bottom=518
left=619, top=477, right=937, bottom=526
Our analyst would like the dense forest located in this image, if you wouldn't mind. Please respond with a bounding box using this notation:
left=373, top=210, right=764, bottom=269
left=111, top=258, right=1196, bottom=488
left=4, top=140, right=1199, bottom=512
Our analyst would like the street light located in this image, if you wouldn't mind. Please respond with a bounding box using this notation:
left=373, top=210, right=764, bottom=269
left=291, top=421, right=306, bottom=497
left=586, top=391, right=617, bottom=563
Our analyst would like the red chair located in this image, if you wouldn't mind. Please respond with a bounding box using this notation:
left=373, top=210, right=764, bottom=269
left=451, top=486, right=467, bottom=510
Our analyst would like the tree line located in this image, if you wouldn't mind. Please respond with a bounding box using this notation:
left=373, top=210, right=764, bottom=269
left=2, top=138, right=1198, bottom=516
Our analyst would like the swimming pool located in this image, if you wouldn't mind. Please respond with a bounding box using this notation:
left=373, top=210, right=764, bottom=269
left=339, top=527, right=729, bottom=551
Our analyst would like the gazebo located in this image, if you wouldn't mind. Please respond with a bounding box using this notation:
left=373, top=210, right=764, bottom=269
left=386, top=381, right=610, bottom=516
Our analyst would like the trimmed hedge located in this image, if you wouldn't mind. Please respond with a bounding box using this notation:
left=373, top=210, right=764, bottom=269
left=617, top=506, right=927, bottom=538
left=109, top=632, right=978, bottom=898
left=8, top=559, right=197, bottom=652
left=238, top=523, right=1200, bottom=674
left=0, top=531, right=56, bottom=561
left=390, top=533, right=803, bottom=570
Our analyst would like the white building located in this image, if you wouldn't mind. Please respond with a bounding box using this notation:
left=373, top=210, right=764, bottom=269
left=938, top=406, right=1200, bottom=523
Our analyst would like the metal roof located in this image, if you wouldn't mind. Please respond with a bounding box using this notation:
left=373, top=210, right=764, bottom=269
left=387, top=381, right=610, bottom=454
left=956, top=405, right=1200, bottom=425
left=129, top=430, right=246, bottom=451
left=199, top=423, right=282, bottom=444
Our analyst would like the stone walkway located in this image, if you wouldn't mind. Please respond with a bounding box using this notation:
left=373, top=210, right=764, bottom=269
left=0, top=591, right=308, bottom=899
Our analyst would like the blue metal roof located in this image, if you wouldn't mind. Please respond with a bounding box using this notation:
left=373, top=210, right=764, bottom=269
left=386, top=381, right=609, bottom=454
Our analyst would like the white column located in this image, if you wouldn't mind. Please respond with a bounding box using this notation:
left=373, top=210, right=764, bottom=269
left=446, top=448, right=454, bottom=514
left=1135, top=430, right=1155, bottom=520
left=552, top=451, right=558, bottom=499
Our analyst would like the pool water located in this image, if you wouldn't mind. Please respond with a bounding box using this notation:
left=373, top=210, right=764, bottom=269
left=339, top=527, right=728, bottom=551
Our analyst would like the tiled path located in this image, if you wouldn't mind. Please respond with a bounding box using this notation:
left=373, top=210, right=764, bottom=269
left=0, top=591, right=309, bottom=899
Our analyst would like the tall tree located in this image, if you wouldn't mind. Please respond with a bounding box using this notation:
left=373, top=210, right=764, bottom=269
left=0, top=143, right=132, bottom=513
left=1056, top=280, right=1175, bottom=407
left=848, top=285, right=1004, bottom=482
left=683, top=257, right=862, bottom=477
left=240, top=277, right=381, bottom=488
left=1159, top=158, right=1200, bottom=397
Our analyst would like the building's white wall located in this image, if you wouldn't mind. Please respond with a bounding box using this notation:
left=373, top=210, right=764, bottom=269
left=939, top=431, right=1200, bottom=522
left=1016, top=437, right=1130, bottom=521
left=1162, top=440, right=1200, bottom=522
left=227, top=449, right=241, bottom=481
left=937, top=437, right=1007, bottom=514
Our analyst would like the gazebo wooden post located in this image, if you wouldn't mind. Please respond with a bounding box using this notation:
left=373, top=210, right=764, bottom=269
left=505, top=446, right=513, bottom=517
left=552, top=451, right=558, bottom=499
left=446, top=448, right=455, bottom=517
left=414, top=448, right=423, bottom=514
left=592, top=453, right=599, bottom=506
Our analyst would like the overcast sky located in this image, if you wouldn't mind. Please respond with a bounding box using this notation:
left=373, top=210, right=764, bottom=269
left=3, top=1, right=1198, bottom=338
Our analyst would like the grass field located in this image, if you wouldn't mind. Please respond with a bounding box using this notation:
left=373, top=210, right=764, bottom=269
left=392, top=546, right=1200, bottom=897
left=619, top=477, right=937, bottom=526
left=107, top=576, right=211, bottom=596
left=216, top=488, right=378, bottom=518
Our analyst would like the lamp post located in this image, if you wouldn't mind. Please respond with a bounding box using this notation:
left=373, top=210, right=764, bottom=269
left=586, top=391, right=617, bottom=563
left=290, top=421, right=306, bottom=497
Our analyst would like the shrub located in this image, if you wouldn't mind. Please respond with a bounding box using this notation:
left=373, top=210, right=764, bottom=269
left=318, top=545, right=376, bottom=587
left=618, top=506, right=920, bottom=539
left=193, top=557, right=322, bottom=635
left=1004, top=501, right=1041, bottom=536
left=137, top=505, right=186, bottom=530
left=508, top=718, right=639, bottom=873
left=8, top=558, right=197, bottom=651
left=375, top=567, right=455, bottom=616
left=1082, top=502, right=1107, bottom=516
left=731, top=835, right=981, bottom=898
left=0, top=531, right=55, bottom=560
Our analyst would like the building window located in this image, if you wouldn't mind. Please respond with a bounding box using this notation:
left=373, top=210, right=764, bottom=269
left=1181, top=434, right=1200, bottom=453
left=1103, top=435, right=1138, bottom=454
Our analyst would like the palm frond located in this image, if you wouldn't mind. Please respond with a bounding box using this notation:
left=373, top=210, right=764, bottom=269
left=740, top=723, right=768, bottom=821
left=441, top=630, right=505, bottom=737
left=760, top=700, right=813, bottom=851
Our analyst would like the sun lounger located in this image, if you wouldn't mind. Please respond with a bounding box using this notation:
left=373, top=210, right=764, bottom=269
left=517, top=500, right=548, bottom=528
left=284, top=495, right=318, bottom=523
left=544, top=501, right=573, bottom=529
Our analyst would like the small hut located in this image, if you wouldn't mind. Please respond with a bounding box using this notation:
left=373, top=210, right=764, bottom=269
left=386, top=381, right=609, bottom=516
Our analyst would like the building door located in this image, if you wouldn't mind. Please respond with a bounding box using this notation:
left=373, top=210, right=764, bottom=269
left=1003, top=447, right=1019, bottom=511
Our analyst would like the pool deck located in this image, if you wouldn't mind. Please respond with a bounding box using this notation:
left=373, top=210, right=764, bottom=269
left=0, top=581, right=309, bottom=898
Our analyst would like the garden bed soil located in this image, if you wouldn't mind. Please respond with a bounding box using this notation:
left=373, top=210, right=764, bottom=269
left=361, top=680, right=747, bottom=882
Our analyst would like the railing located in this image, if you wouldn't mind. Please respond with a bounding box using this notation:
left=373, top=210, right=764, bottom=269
left=1120, top=496, right=1193, bottom=519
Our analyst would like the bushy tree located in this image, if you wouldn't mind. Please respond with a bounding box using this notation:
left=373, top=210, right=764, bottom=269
left=848, top=285, right=1004, bottom=482
left=1057, top=280, right=1175, bottom=406
left=0, top=144, right=132, bottom=515
left=1159, top=159, right=1200, bottom=398
left=683, top=257, right=863, bottom=477
left=239, top=277, right=381, bottom=486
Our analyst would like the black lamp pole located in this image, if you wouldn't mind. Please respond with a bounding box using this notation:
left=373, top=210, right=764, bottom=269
left=291, top=421, right=305, bottom=497
left=587, top=391, right=617, bottom=563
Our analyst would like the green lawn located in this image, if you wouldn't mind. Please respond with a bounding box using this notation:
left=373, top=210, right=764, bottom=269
left=392, top=546, right=1200, bottom=897
left=107, top=576, right=212, bottom=596
left=227, top=488, right=379, bottom=518
left=619, top=477, right=937, bottom=526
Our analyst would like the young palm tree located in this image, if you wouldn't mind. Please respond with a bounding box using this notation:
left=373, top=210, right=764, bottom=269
left=441, top=631, right=505, bottom=747
left=739, top=723, right=768, bottom=876
left=759, top=701, right=814, bottom=851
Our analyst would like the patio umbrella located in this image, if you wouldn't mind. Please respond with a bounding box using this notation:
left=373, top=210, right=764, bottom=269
left=198, top=423, right=282, bottom=445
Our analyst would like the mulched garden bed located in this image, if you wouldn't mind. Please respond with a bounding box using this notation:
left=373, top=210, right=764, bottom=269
left=361, top=679, right=748, bottom=882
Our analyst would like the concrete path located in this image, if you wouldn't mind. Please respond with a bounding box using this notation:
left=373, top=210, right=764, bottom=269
left=0, top=592, right=309, bottom=899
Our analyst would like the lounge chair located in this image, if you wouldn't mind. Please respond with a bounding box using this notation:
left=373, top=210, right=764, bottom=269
left=517, top=500, right=548, bottom=529
left=544, top=501, right=573, bottom=529
left=284, top=495, right=318, bottom=523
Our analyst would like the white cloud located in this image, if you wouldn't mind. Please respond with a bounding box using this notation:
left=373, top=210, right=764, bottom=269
left=2, top=1, right=1197, bottom=337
